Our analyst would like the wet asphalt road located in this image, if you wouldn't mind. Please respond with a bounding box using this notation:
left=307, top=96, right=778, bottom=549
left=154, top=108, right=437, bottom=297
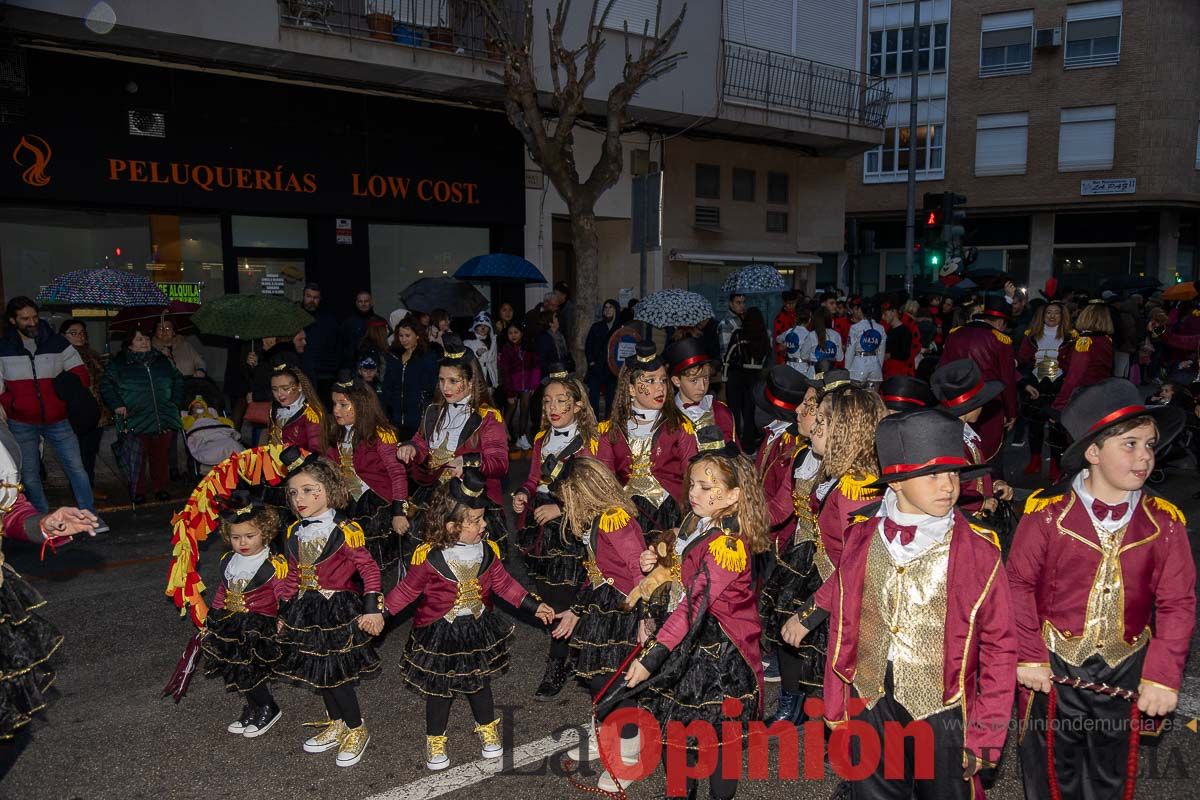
left=2, top=454, right=1200, bottom=800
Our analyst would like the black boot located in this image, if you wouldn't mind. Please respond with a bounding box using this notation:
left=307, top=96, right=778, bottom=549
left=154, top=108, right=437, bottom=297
left=768, top=690, right=806, bottom=726
left=534, top=656, right=571, bottom=701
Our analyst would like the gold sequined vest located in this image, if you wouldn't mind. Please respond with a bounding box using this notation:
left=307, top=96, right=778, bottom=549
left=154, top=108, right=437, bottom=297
left=625, top=429, right=667, bottom=508
left=853, top=530, right=955, bottom=720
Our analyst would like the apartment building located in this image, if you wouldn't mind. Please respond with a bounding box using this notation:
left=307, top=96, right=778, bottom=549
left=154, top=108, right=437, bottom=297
left=845, top=0, right=1200, bottom=296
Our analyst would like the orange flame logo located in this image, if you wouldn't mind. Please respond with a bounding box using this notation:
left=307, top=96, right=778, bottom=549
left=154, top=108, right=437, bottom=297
left=12, top=134, right=52, bottom=187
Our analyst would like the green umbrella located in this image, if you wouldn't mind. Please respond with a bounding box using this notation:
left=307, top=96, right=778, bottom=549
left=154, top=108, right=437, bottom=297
left=192, top=294, right=313, bottom=340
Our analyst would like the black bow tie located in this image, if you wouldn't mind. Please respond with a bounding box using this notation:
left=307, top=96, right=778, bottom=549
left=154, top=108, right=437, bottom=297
left=450, top=401, right=468, bottom=410
left=553, top=429, right=572, bottom=437
left=299, top=518, right=327, bottom=527
left=635, top=410, right=653, bottom=421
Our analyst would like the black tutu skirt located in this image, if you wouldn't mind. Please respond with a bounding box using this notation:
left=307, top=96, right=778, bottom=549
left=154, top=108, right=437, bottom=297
left=0, top=563, right=62, bottom=741
left=570, top=583, right=640, bottom=679
left=758, top=538, right=824, bottom=652
left=401, top=483, right=510, bottom=565
left=401, top=612, right=513, bottom=698
left=631, top=494, right=683, bottom=543
left=518, top=495, right=586, bottom=588
left=201, top=609, right=281, bottom=693
left=348, top=490, right=400, bottom=571
left=275, top=590, right=380, bottom=688
left=637, top=616, right=759, bottom=745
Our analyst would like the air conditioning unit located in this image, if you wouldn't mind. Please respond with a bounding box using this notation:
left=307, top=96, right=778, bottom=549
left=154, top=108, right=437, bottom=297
left=128, top=109, right=166, bottom=138
left=693, top=205, right=720, bottom=231
left=1034, top=27, right=1062, bottom=50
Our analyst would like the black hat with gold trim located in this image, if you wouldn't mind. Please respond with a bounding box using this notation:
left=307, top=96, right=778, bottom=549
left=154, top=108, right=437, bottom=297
left=540, top=361, right=576, bottom=387
left=217, top=489, right=268, bottom=524
left=1060, top=378, right=1185, bottom=474
left=540, top=452, right=575, bottom=491
left=663, top=337, right=715, bottom=376
left=439, top=335, right=474, bottom=364
left=870, top=408, right=989, bottom=486
left=280, top=444, right=321, bottom=474
left=690, top=425, right=740, bottom=460
left=448, top=468, right=493, bottom=510
left=625, top=340, right=663, bottom=373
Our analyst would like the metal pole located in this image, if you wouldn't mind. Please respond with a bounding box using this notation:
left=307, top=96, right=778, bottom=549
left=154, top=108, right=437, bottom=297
left=903, top=0, right=921, bottom=297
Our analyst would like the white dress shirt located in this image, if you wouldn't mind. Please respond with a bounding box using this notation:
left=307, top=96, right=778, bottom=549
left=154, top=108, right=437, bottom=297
left=225, top=548, right=270, bottom=582
left=434, top=397, right=474, bottom=452
left=876, top=488, right=955, bottom=565
left=1072, top=470, right=1138, bottom=533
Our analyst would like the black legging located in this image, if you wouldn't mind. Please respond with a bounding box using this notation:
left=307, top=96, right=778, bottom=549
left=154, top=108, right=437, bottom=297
left=321, top=685, right=363, bottom=729
left=425, top=684, right=496, bottom=736
left=538, top=582, right=577, bottom=660
left=1027, top=416, right=1067, bottom=463
left=246, top=684, right=276, bottom=708
left=777, top=647, right=804, bottom=695
left=725, top=367, right=761, bottom=450
left=667, top=742, right=739, bottom=799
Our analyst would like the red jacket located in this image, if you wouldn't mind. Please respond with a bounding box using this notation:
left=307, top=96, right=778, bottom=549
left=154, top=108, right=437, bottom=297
left=384, top=539, right=538, bottom=626
left=941, top=321, right=1018, bottom=459
left=772, top=308, right=797, bottom=364
left=578, top=509, right=646, bottom=597
left=3, top=495, right=45, bottom=544
left=270, top=401, right=325, bottom=453
left=815, top=510, right=1016, bottom=769
left=598, top=417, right=699, bottom=507
left=756, top=430, right=805, bottom=549
left=515, top=428, right=611, bottom=500
left=326, top=429, right=408, bottom=508
left=816, top=476, right=883, bottom=572
left=278, top=517, right=382, bottom=599
left=1052, top=334, right=1113, bottom=410
left=1007, top=491, right=1195, bottom=691
left=408, top=405, right=508, bottom=504
left=0, top=323, right=90, bottom=425
left=211, top=553, right=289, bottom=616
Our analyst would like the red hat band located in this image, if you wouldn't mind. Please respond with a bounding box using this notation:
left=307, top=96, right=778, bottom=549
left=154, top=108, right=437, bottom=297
left=882, top=456, right=970, bottom=476
left=1086, top=405, right=1147, bottom=435
left=765, top=386, right=799, bottom=412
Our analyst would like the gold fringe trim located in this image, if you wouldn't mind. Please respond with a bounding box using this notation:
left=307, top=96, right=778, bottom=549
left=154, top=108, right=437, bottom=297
left=1075, top=336, right=1092, bottom=353
left=377, top=428, right=397, bottom=445
left=271, top=554, right=289, bottom=580
left=682, top=419, right=696, bottom=435
left=1151, top=496, right=1186, bottom=525
left=1023, top=489, right=1065, bottom=515
left=341, top=521, right=366, bottom=548
left=992, top=329, right=1012, bottom=345
left=969, top=523, right=1001, bottom=549
left=838, top=473, right=880, bottom=501
left=708, top=535, right=747, bottom=573
left=534, top=429, right=546, bottom=443
left=412, top=543, right=432, bottom=566
left=597, top=419, right=612, bottom=435
left=488, top=540, right=501, bottom=560
left=598, top=508, right=631, bottom=533
left=303, top=405, right=322, bottom=424
left=588, top=437, right=599, bottom=455
left=480, top=405, right=504, bottom=423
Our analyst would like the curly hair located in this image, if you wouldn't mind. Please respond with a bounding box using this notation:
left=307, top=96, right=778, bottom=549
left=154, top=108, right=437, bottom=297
left=606, top=362, right=686, bottom=442
left=284, top=456, right=351, bottom=512
left=419, top=483, right=473, bottom=549
left=328, top=378, right=397, bottom=451
left=558, top=457, right=637, bottom=543
left=821, top=386, right=885, bottom=481
left=685, top=454, right=770, bottom=555
left=218, top=505, right=282, bottom=547
left=270, top=364, right=330, bottom=454
left=537, top=377, right=599, bottom=445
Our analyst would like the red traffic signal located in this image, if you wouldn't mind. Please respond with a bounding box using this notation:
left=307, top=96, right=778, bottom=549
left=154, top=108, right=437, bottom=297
left=925, top=209, right=943, bottom=227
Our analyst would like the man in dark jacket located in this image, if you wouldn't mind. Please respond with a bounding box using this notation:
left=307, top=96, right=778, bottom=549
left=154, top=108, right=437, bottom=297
left=0, top=297, right=104, bottom=527
left=299, top=283, right=339, bottom=399
left=338, top=290, right=386, bottom=370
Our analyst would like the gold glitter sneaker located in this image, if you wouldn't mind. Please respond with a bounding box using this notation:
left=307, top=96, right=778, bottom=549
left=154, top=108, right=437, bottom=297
left=335, top=723, right=370, bottom=768
left=425, top=734, right=450, bottom=770
left=475, top=718, right=503, bottom=759
left=303, top=719, right=347, bottom=754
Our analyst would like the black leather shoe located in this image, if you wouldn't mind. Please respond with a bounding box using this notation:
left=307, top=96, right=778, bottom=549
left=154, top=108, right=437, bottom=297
left=242, top=703, right=282, bottom=738
left=768, top=690, right=806, bottom=726
left=534, top=656, right=571, bottom=701
left=155, top=490, right=170, bottom=502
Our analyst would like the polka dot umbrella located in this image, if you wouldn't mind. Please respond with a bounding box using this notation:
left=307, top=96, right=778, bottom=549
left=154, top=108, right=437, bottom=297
left=36, top=268, right=169, bottom=308
left=633, top=289, right=715, bottom=328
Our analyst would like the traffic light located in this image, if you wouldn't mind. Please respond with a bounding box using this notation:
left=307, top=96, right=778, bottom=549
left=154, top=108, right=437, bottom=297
left=942, top=192, right=967, bottom=244
left=924, top=242, right=945, bottom=273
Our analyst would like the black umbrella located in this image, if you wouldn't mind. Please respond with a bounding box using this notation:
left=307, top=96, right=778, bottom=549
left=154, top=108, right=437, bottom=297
left=1100, top=275, right=1161, bottom=295
left=399, top=277, right=489, bottom=317
left=963, top=268, right=1010, bottom=291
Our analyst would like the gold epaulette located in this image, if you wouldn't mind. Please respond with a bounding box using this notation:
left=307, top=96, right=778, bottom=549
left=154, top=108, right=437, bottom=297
left=377, top=427, right=397, bottom=445
left=480, top=405, right=503, bottom=423
left=1023, top=489, right=1066, bottom=515
left=598, top=419, right=612, bottom=435
left=850, top=513, right=871, bottom=524
left=487, top=540, right=501, bottom=560
left=681, top=419, right=696, bottom=435
left=534, top=429, right=547, bottom=443
left=992, top=329, right=1012, bottom=345
left=285, top=519, right=300, bottom=539
left=588, top=437, right=600, bottom=455
left=792, top=441, right=808, bottom=459
left=341, top=521, right=366, bottom=548
left=412, top=543, right=432, bottom=566
left=271, top=554, right=289, bottom=579
left=1024, top=329, right=1032, bottom=337
left=1149, top=496, right=1186, bottom=525
left=969, top=523, right=1001, bottom=549
left=303, top=405, right=321, bottom=424
left=708, top=534, right=747, bottom=573
left=1075, top=336, right=1092, bottom=353
left=950, top=325, right=962, bottom=334
left=598, top=507, right=631, bottom=533
left=838, top=473, right=879, bottom=501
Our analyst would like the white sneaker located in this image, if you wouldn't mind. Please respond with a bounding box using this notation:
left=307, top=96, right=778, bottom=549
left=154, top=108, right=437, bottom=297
left=426, top=735, right=450, bottom=770
left=619, top=734, right=641, bottom=766
left=475, top=719, right=503, bottom=759
left=516, top=435, right=531, bottom=450
left=565, top=718, right=599, bottom=762
left=597, top=770, right=625, bottom=793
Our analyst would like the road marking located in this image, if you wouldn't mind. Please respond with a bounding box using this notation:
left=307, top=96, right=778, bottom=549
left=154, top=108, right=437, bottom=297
left=362, top=725, right=583, bottom=800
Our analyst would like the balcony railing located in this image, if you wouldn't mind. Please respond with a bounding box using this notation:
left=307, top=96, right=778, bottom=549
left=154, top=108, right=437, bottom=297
left=722, top=40, right=891, bottom=129
left=279, top=0, right=522, bottom=60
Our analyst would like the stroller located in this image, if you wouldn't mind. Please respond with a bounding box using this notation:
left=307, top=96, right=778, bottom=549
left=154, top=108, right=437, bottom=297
left=181, top=394, right=244, bottom=478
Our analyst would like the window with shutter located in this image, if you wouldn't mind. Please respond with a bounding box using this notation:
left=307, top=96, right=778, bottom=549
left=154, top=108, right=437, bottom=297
left=975, top=113, right=1029, bottom=176
left=1064, top=0, right=1122, bottom=68
left=1058, top=106, right=1116, bottom=171
left=979, top=10, right=1033, bottom=77
left=595, top=0, right=659, bottom=36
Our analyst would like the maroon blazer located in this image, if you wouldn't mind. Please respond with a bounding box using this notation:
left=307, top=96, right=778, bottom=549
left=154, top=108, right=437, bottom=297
left=383, top=540, right=539, bottom=627
left=278, top=517, right=382, bottom=600
left=816, top=475, right=883, bottom=572
left=756, top=430, right=805, bottom=549
left=814, top=510, right=1016, bottom=768
left=1007, top=491, right=1196, bottom=691
left=957, top=436, right=994, bottom=514
left=682, top=398, right=736, bottom=443
left=651, top=517, right=764, bottom=707
left=598, top=417, right=699, bottom=506
left=211, top=553, right=288, bottom=617
left=581, top=511, right=646, bottom=597
left=1052, top=334, right=1114, bottom=411
left=3, top=495, right=46, bottom=544
left=326, top=430, right=408, bottom=508
left=942, top=321, right=1018, bottom=460
left=514, top=428, right=612, bottom=501
left=409, top=405, right=508, bottom=503
left=271, top=401, right=325, bottom=453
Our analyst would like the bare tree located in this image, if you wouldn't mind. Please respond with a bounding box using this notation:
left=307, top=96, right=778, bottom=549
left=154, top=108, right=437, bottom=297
left=481, top=0, right=686, bottom=354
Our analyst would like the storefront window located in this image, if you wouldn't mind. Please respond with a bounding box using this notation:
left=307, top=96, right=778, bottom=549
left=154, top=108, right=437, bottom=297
left=1053, top=246, right=1131, bottom=291
left=231, top=216, right=308, bottom=249
left=368, top=223, right=490, bottom=312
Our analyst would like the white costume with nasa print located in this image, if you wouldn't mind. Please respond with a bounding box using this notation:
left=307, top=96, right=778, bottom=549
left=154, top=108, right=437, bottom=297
left=847, top=318, right=887, bottom=384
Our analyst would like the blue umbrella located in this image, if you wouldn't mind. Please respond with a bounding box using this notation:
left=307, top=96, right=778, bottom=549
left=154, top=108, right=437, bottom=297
left=37, top=268, right=169, bottom=307
left=720, top=264, right=787, bottom=295
left=454, top=254, right=547, bottom=284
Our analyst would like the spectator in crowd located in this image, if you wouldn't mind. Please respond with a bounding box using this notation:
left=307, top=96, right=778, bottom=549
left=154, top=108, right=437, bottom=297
left=426, top=308, right=450, bottom=355
left=356, top=355, right=385, bottom=403
left=465, top=312, right=499, bottom=388
left=355, top=318, right=392, bottom=382
left=1111, top=294, right=1140, bottom=379
left=381, top=316, right=438, bottom=440
left=535, top=309, right=574, bottom=372
left=300, top=282, right=339, bottom=398
left=101, top=327, right=184, bottom=504
left=723, top=306, right=771, bottom=451
left=0, top=297, right=103, bottom=526
left=553, top=281, right=576, bottom=346
left=338, top=289, right=386, bottom=368
left=59, top=319, right=109, bottom=497
left=152, top=318, right=206, bottom=379
left=584, top=299, right=620, bottom=417
left=718, top=293, right=746, bottom=368
left=498, top=321, right=540, bottom=449
left=618, top=298, right=638, bottom=325
left=493, top=302, right=515, bottom=339
left=772, top=291, right=799, bottom=365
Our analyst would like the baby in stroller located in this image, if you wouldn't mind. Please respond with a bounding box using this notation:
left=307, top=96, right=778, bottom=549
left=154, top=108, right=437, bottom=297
left=182, top=395, right=245, bottom=475
left=1146, top=379, right=1199, bottom=485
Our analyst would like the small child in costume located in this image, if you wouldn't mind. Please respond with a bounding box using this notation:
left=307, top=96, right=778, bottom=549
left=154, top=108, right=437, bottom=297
left=663, top=337, right=736, bottom=445
left=274, top=446, right=383, bottom=768
left=931, top=359, right=1015, bottom=516
left=383, top=470, right=555, bottom=771
left=1008, top=379, right=1196, bottom=800
left=200, top=492, right=288, bottom=738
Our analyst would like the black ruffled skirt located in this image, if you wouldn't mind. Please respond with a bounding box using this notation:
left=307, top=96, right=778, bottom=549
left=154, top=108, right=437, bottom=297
left=401, top=612, right=513, bottom=698
left=637, top=616, right=759, bottom=745
left=401, top=483, right=510, bottom=566
left=758, top=538, right=824, bottom=652
left=570, top=583, right=640, bottom=678
left=275, top=590, right=380, bottom=688
left=631, top=494, right=683, bottom=543
left=348, top=490, right=399, bottom=571
left=201, top=609, right=280, bottom=693
left=518, top=495, right=586, bottom=588
left=0, top=563, right=62, bottom=741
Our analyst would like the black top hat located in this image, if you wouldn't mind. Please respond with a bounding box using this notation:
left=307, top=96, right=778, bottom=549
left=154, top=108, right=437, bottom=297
left=626, top=341, right=663, bottom=373
left=930, top=359, right=1004, bottom=417
left=974, top=294, right=1012, bottom=322
left=448, top=468, right=494, bottom=510
left=540, top=452, right=575, bottom=491
left=217, top=489, right=268, bottom=525
left=663, top=337, right=715, bottom=376
left=871, top=408, right=989, bottom=486
left=541, top=361, right=575, bottom=386
left=692, top=425, right=740, bottom=459
left=439, top=336, right=473, bottom=363
left=880, top=375, right=936, bottom=413
left=753, top=365, right=814, bottom=422
left=821, top=368, right=853, bottom=394
left=1059, top=378, right=1185, bottom=474
left=280, top=444, right=321, bottom=474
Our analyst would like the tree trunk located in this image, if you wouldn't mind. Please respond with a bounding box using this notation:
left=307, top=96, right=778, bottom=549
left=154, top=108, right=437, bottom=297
left=568, top=203, right=601, bottom=363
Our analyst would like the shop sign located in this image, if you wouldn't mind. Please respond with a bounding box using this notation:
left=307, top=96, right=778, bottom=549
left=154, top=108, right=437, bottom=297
left=260, top=274, right=286, bottom=296
left=336, top=218, right=353, bottom=245
left=1080, top=178, right=1136, bottom=196
left=156, top=282, right=202, bottom=304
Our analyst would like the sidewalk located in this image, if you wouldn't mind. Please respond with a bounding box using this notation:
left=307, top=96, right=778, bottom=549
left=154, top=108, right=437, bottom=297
left=42, top=427, right=191, bottom=513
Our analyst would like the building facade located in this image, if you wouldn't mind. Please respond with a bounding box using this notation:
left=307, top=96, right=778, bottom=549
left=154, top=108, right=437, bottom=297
left=845, top=0, right=1200, bottom=296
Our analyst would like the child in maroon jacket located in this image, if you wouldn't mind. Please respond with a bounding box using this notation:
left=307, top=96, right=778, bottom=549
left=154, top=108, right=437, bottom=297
left=383, top=471, right=554, bottom=772
left=497, top=322, right=540, bottom=448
